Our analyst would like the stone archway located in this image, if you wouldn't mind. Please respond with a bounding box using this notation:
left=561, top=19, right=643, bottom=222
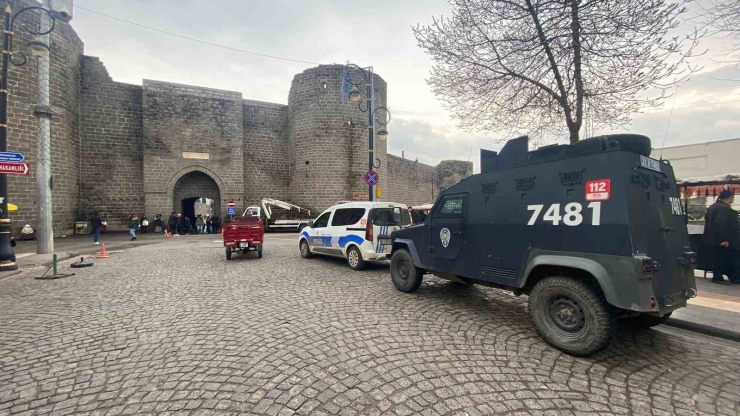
left=172, top=171, right=221, bottom=222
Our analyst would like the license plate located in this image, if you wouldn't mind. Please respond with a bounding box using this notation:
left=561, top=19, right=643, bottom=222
left=640, top=155, right=661, bottom=172
left=239, top=242, right=249, bottom=248
left=379, top=238, right=391, bottom=246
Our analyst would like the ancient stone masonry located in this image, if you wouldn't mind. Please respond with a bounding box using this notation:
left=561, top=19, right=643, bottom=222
left=6, top=8, right=471, bottom=234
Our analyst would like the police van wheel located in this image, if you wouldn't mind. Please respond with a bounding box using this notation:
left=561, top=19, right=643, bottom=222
left=225, top=248, right=232, bottom=261
left=299, top=239, right=313, bottom=259
left=529, top=276, right=615, bottom=356
left=621, top=312, right=672, bottom=328
left=347, top=246, right=366, bottom=270
left=391, top=249, right=423, bottom=293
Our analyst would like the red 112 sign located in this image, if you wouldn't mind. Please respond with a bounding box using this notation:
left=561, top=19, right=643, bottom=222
left=585, top=179, right=610, bottom=201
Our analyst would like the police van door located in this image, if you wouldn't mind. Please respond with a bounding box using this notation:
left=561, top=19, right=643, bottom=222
left=430, top=194, right=467, bottom=260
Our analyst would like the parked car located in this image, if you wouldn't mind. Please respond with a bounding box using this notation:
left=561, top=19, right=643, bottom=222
left=223, top=215, right=264, bottom=260
left=299, top=201, right=411, bottom=270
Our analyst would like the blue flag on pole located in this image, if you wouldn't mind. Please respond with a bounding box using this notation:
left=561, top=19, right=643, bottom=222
left=341, top=68, right=351, bottom=104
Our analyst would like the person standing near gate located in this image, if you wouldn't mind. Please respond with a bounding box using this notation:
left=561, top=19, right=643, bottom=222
left=703, top=189, right=740, bottom=284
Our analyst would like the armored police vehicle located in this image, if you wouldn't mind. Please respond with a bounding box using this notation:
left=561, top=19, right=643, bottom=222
left=389, top=134, right=697, bottom=356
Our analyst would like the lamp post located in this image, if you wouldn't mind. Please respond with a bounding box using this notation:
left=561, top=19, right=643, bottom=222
left=343, top=63, right=391, bottom=202
left=0, top=5, right=55, bottom=271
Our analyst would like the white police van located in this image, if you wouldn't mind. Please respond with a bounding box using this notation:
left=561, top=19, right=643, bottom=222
left=299, top=201, right=411, bottom=270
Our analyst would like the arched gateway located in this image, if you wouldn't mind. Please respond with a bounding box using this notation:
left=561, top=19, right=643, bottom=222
left=173, top=171, right=221, bottom=220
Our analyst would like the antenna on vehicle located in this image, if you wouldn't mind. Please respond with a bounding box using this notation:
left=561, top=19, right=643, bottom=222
left=659, top=85, right=680, bottom=160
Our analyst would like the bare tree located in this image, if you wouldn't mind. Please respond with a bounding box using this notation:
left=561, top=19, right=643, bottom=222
left=414, top=0, right=702, bottom=143
left=701, top=0, right=740, bottom=69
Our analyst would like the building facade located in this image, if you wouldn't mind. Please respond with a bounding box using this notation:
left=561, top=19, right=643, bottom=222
left=7, top=0, right=471, bottom=234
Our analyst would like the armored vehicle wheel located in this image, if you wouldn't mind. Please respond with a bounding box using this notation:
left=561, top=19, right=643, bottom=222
left=391, top=249, right=424, bottom=293
left=299, top=239, right=312, bottom=259
left=621, top=312, right=672, bottom=328
left=225, top=247, right=232, bottom=260
left=347, top=246, right=366, bottom=270
left=529, top=276, right=615, bottom=356
left=298, top=224, right=307, bottom=233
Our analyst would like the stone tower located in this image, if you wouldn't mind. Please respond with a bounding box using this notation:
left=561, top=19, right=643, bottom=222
left=287, top=65, right=388, bottom=211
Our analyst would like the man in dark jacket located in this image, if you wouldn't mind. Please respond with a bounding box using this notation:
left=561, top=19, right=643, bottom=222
left=703, top=189, right=740, bottom=284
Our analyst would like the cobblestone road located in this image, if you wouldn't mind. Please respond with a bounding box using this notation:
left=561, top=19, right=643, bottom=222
left=1, top=236, right=739, bottom=416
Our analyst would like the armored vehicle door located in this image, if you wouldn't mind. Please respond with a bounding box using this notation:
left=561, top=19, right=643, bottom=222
left=430, top=194, right=467, bottom=260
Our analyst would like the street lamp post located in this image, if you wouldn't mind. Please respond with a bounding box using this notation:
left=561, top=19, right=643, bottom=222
left=0, top=6, right=55, bottom=271
left=344, top=63, right=391, bottom=202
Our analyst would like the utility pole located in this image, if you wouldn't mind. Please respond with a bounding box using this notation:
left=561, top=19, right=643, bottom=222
left=35, top=0, right=53, bottom=254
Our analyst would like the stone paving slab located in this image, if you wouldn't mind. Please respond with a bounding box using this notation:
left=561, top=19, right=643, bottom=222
left=0, top=237, right=739, bottom=415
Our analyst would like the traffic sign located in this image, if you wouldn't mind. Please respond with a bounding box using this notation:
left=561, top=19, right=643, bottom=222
left=364, top=170, right=379, bottom=186
left=227, top=200, right=235, bottom=208
left=0, top=162, right=29, bottom=175
left=0, top=152, right=24, bottom=163
left=227, top=207, right=236, bottom=215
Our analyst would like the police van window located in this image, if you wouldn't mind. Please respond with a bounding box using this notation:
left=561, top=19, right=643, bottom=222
left=313, top=212, right=331, bottom=228
left=347, top=208, right=366, bottom=225
left=331, top=209, right=351, bottom=226
left=370, top=208, right=411, bottom=226
left=437, top=197, right=464, bottom=216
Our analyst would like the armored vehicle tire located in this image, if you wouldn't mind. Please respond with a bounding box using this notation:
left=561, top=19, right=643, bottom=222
left=529, top=276, right=615, bottom=356
left=576, top=134, right=651, bottom=156
left=225, top=247, right=232, bottom=260
left=621, top=312, right=672, bottom=328
left=347, top=246, right=366, bottom=270
left=391, top=249, right=424, bottom=293
left=298, top=225, right=306, bottom=233
left=299, top=239, right=312, bottom=258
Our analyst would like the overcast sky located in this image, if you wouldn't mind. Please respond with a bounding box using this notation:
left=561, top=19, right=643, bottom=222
left=69, top=0, right=739, bottom=172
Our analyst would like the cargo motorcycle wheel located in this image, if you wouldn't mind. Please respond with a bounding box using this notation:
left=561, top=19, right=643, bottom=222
left=347, top=246, right=366, bottom=271
left=529, top=276, right=615, bottom=356
left=225, top=247, right=232, bottom=260
left=621, top=312, right=672, bottom=328
left=390, top=249, right=423, bottom=293
left=299, top=239, right=312, bottom=259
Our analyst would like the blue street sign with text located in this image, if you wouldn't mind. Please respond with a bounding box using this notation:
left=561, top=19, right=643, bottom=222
left=227, top=207, right=236, bottom=215
left=0, top=152, right=24, bottom=163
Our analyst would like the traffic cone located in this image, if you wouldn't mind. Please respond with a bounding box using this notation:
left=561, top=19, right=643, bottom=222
left=97, top=243, right=109, bottom=258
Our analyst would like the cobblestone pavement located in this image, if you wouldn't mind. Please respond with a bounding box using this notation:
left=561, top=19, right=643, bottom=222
left=1, top=236, right=740, bottom=416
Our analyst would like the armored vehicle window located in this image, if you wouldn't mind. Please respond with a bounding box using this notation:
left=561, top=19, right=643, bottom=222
left=313, top=211, right=331, bottom=228
left=437, top=197, right=464, bottom=217
left=347, top=208, right=366, bottom=225
left=331, top=209, right=352, bottom=226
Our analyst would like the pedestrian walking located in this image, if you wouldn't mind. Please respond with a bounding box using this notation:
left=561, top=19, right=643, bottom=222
left=129, top=215, right=139, bottom=241
left=206, top=215, right=213, bottom=234
left=196, top=214, right=205, bottom=234
left=140, top=215, right=149, bottom=234
left=92, top=214, right=103, bottom=245
left=154, top=214, right=164, bottom=234
left=168, top=212, right=178, bottom=236
left=703, top=189, right=740, bottom=284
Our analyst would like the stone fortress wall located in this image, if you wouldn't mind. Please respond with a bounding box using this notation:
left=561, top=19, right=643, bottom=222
left=6, top=1, right=472, bottom=234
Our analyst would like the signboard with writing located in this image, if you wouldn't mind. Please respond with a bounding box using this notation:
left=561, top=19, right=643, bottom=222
left=352, top=192, right=369, bottom=201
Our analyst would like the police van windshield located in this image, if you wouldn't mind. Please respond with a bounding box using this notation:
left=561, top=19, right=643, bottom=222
left=370, top=208, right=410, bottom=226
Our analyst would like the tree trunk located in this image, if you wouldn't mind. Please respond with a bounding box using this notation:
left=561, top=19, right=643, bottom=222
left=569, top=128, right=580, bottom=144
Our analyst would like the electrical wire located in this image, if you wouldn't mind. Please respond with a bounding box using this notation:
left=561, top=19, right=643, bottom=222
left=75, top=5, right=323, bottom=66
left=659, top=85, right=680, bottom=159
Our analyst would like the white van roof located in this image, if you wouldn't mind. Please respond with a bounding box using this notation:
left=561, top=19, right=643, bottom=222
left=323, top=201, right=408, bottom=212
